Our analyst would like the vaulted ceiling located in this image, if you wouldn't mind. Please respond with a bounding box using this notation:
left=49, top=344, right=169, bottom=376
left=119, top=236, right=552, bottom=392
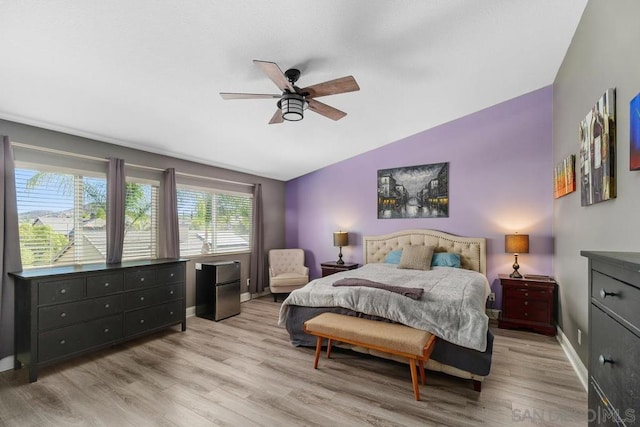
left=0, top=1, right=587, bottom=181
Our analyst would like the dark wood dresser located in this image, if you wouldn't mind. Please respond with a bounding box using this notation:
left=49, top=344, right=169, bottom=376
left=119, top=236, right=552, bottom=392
left=11, top=258, right=187, bottom=382
left=581, top=251, right=640, bottom=426
left=320, top=261, right=359, bottom=277
left=498, top=274, right=557, bottom=335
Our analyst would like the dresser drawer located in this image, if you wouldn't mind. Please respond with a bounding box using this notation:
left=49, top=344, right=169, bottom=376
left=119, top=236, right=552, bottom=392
left=124, top=283, right=183, bottom=311
left=156, top=263, right=184, bottom=285
left=38, top=278, right=84, bottom=305
left=38, top=314, right=123, bottom=363
left=87, top=273, right=123, bottom=297
left=38, top=295, right=123, bottom=331
left=590, top=305, right=639, bottom=420
left=124, top=300, right=183, bottom=337
left=124, top=268, right=157, bottom=290
left=505, top=287, right=550, bottom=301
left=592, top=271, right=640, bottom=331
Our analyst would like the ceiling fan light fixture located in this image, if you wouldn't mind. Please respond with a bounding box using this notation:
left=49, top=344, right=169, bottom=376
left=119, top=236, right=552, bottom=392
left=280, top=93, right=307, bottom=121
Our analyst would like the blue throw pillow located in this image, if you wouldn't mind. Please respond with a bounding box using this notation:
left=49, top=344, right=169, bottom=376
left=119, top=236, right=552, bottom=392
left=431, top=252, right=461, bottom=268
left=384, top=249, right=403, bottom=264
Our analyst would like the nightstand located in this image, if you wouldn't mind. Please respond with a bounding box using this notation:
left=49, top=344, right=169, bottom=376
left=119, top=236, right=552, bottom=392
left=498, top=274, right=557, bottom=336
left=320, top=262, right=359, bottom=277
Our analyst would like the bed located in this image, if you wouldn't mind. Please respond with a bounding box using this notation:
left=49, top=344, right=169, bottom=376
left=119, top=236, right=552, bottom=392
left=278, top=229, right=493, bottom=391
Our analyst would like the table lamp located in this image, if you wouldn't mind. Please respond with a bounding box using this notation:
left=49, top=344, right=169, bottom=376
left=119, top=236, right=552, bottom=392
left=333, top=231, right=349, bottom=265
left=505, top=234, right=529, bottom=278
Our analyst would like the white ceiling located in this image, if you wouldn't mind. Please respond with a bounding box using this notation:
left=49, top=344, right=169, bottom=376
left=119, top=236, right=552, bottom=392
left=0, top=0, right=587, bottom=181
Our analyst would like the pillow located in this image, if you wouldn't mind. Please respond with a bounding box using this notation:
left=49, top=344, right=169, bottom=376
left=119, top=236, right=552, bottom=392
left=384, top=249, right=403, bottom=264
left=397, top=245, right=434, bottom=271
left=431, top=252, right=461, bottom=268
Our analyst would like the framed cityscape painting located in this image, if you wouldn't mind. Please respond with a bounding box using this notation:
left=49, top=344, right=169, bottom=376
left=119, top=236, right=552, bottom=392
left=579, top=88, right=616, bottom=206
left=554, top=154, right=576, bottom=199
left=631, top=92, right=640, bottom=170
left=377, top=162, right=448, bottom=219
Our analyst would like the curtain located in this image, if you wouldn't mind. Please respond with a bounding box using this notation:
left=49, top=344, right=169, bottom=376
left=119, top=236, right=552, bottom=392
left=106, top=158, right=126, bottom=264
left=158, top=168, right=179, bottom=259
left=0, top=136, right=23, bottom=359
left=249, top=183, right=265, bottom=293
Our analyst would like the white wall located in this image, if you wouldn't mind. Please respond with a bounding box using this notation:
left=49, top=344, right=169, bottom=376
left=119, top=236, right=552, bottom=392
left=553, top=0, right=640, bottom=364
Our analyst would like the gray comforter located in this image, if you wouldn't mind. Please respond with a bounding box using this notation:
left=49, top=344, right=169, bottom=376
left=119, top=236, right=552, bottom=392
left=278, top=263, right=491, bottom=352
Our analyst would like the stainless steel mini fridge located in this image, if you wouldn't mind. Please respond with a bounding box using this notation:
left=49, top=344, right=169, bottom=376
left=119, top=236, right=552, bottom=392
left=195, top=261, right=241, bottom=321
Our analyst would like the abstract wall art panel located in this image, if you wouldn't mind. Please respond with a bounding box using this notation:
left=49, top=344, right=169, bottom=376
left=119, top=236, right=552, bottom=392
left=579, top=88, right=616, bottom=206
left=630, top=92, right=640, bottom=170
left=554, top=154, right=576, bottom=199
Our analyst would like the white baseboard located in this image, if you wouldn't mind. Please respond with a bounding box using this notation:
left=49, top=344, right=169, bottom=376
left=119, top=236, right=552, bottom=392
left=556, top=326, right=588, bottom=392
left=0, top=355, right=13, bottom=373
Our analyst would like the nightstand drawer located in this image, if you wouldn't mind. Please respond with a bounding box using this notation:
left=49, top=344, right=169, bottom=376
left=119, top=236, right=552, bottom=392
left=504, top=299, right=549, bottom=323
left=506, top=287, right=550, bottom=301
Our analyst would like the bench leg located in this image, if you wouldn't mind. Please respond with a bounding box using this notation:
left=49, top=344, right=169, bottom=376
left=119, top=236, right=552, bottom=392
left=473, top=380, right=482, bottom=392
left=418, top=360, right=426, bottom=385
left=326, top=338, right=333, bottom=359
left=408, top=358, right=420, bottom=401
left=313, top=336, right=322, bottom=369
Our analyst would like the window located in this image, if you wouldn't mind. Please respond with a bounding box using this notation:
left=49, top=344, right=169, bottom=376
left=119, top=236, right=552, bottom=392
left=177, top=188, right=252, bottom=256
left=16, top=167, right=107, bottom=268
left=122, top=181, right=159, bottom=261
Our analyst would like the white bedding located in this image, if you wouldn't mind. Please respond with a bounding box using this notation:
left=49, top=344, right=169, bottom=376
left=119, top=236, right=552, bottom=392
left=278, top=263, right=491, bottom=352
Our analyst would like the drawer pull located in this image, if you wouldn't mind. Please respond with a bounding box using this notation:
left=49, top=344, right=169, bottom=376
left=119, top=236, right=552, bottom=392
left=170, top=311, right=174, bottom=316
left=59, top=339, right=66, bottom=345
left=169, top=290, right=174, bottom=295
left=524, top=292, right=528, bottom=297
left=140, top=319, right=145, bottom=324
left=140, top=296, right=145, bottom=301
left=524, top=312, right=528, bottom=317
left=524, top=301, right=528, bottom=306
left=599, top=289, right=617, bottom=299
left=170, top=273, right=174, bottom=278
left=104, top=282, right=110, bottom=287
left=598, top=354, right=614, bottom=366
left=60, top=289, right=67, bottom=294
left=140, top=277, right=145, bottom=282
left=60, top=312, right=67, bottom=318
left=104, top=328, right=110, bottom=333
left=105, top=303, right=110, bottom=309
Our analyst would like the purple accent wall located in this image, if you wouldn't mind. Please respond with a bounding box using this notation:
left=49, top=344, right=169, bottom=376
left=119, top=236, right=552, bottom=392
left=286, top=86, right=554, bottom=306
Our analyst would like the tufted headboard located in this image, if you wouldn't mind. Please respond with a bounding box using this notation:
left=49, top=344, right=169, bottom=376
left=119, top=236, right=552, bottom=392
left=363, top=229, right=487, bottom=276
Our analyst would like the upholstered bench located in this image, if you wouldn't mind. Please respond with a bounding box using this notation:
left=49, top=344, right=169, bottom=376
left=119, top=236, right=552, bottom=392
left=303, top=313, right=437, bottom=401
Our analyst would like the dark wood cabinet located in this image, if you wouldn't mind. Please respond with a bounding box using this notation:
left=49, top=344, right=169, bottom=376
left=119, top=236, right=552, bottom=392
left=582, top=251, right=640, bottom=426
left=498, top=274, right=557, bottom=336
left=11, top=258, right=187, bottom=382
left=320, top=262, right=359, bottom=277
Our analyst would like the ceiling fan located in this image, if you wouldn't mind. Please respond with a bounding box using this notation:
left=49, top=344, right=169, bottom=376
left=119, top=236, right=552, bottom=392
left=220, top=60, right=360, bottom=124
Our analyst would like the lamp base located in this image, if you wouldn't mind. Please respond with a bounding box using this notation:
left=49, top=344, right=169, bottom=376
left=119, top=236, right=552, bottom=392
left=336, top=247, right=344, bottom=265
left=509, top=254, right=522, bottom=278
left=509, top=270, right=523, bottom=279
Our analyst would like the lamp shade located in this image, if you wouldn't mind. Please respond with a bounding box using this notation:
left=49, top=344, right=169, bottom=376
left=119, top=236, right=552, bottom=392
left=505, top=234, right=529, bottom=254
left=333, top=231, right=349, bottom=247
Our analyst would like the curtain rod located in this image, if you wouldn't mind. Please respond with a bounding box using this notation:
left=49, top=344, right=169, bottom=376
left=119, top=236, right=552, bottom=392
left=11, top=141, right=255, bottom=187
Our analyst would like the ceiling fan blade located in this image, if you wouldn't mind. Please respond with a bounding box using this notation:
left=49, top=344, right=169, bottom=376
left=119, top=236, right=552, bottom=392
left=253, top=60, right=295, bottom=92
left=307, top=99, right=347, bottom=121
left=302, top=76, right=360, bottom=98
left=269, top=109, right=284, bottom=125
left=220, top=92, right=280, bottom=100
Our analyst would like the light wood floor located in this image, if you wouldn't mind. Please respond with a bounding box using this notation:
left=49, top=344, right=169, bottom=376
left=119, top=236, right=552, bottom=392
left=0, top=297, right=587, bottom=426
